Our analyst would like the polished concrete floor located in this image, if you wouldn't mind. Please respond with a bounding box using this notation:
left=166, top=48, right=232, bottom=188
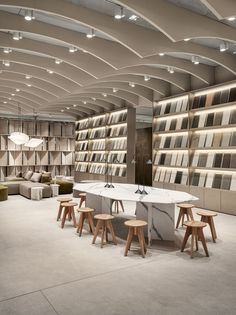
left=0, top=194, right=235, bottom=315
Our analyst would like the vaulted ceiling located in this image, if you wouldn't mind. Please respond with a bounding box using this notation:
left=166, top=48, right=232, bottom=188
left=0, top=0, right=235, bottom=119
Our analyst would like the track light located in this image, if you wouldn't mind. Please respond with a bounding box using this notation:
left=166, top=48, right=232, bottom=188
left=167, top=66, right=174, bottom=74
left=129, top=15, right=138, bottom=21
left=144, top=75, right=150, bottom=81
left=25, top=75, right=31, bottom=79
left=102, top=93, right=107, bottom=97
left=114, top=7, right=125, bottom=19
left=55, top=59, right=62, bottom=64
left=86, top=29, right=95, bottom=39
left=220, top=42, right=229, bottom=52
left=12, top=32, right=22, bottom=40
left=24, top=10, right=35, bottom=21
left=69, top=46, right=77, bottom=53
left=47, top=69, right=54, bottom=74
left=129, top=82, right=135, bottom=87
left=227, top=16, right=235, bottom=21
left=113, top=88, right=118, bottom=93
left=3, top=48, right=12, bottom=54
left=3, top=60, right=10, bottom=67
left=192, top=56, right=199, bottom=65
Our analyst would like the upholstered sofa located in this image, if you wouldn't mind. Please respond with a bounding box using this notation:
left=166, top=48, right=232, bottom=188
left=1, top=171, right=73, bottom=199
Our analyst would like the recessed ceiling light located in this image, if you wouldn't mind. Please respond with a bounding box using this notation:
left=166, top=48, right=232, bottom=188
left=3, top=101, right=7, bottom=104
left=114, top=7, right=125, bottom=20
left=47, top=69, right=54, bottom=74
left=192, top=56, right=199, bottom=65
left=113, top=88, right=118, bottom=93
left=8, top=97, right=12, bottom=100
left=11, top=93, right=15, bottom=96
left=73, top=104, right=77, bottom=107
left=55, top=59, right=62, bottom=64
left=129, top=82, right=135, bottom=87
left=86, top=29, right=95, bottom=39
left=220, top=42, right=229, bottom=52
left=24, top=9, right=35, bottom=21
left=12, top=32, right=22, bottom=40
left=144, top=75, right=150, bottom=81
left=16, top=89, right=20, bottom=92
left=167, top=66, right=174, bottom=74
left=102, top=93, right=107, bottom=97
left=69, top=46, right=77, bottom=53
left=3, top=48, right=12, bottom=54
left=233, top=51, right=236, bottom=54
left=129, top=14, right=138, bottom=21
left=27, top=84, right=31, bottom=87
left=25, top=75, right=31, bottom=79
left=184, top=38, right=190, bottom=42
left=61, top=109, right=64, bottom=112
left=82, top=49, right=88, bottom=53
left=66, top=107, right=70, bottom=110
left=159, top=53, right=165, bottom=56
left=92, top=97, right=96, bottom=101
left=227, top=16, right=235, bottom=21
left=83, top=101, right=87, bottom=104
left=3, top=60, right=10, bottom=67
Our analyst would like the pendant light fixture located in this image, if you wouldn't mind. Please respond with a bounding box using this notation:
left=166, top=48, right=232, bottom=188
left=8, top=105, right=29, bottom=145
left=24, top=111, right=43, bottom=148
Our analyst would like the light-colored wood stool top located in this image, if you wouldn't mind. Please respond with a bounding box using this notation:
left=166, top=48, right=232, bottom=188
left=176, top=203, right=194, bottom=229
left=94, top=214, right=114, bottom=221
left=77, top=207, right=95, bottom=236
left=61, top=202, right=78, bottom=207
left=181, top=220, right=209, bottom=258
left=77, top=207, right=94, bottom=213
left=197, top=210, right=218, bottom=242
left=125, top=220, right=147, bottom=228
left=60, top=202, right=78, bottom=229
left=57, top=197, right=72, bottom=203
left=79, top=193, right=86, bottom=197
left=177, top=203, right=194, bottom=209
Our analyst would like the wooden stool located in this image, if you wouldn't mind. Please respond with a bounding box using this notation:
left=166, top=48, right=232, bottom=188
left=60, top=202, right=78, bottom=228
left=124, top=220, right=147, bottom=258
left=197, top=210, right=218, bottom=242
left=181, top=221, right=209, bottom=258
left=112, top=199, right=125, bottom=214
left=76, top=207, right=95, bottom=236
left=92, top=214, right=117, bottom=248
left=79, top=193, right=86, bottom=208
left=56, top=197, right=72, bottom=221
left=176, top=203, right=194, bottom=228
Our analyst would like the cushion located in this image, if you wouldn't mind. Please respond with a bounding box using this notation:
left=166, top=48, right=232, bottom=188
left=30, top=172, right=42, bottom=183
left=23, top=170, right=33, bottom=180
left=41, top=174, right=51, bottom=183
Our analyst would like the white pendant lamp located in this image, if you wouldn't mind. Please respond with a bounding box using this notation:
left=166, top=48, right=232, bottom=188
left=8, top=132, right=29, bottom=145
left=24, top=138, right=43, bottom=148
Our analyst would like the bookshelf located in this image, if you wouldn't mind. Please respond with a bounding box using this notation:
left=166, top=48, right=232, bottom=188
left=153, top=82, right=236, bottom=215
left=75, top=108, right=135, bottom=184
left=0, top=119, right=75, bottom=180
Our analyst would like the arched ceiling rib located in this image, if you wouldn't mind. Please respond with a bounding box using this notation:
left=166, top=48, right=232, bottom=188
left=0, top=0, right=235, bottom=119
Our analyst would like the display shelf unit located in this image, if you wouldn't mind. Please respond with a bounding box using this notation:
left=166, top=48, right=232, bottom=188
left=153, top=82, right=236, bottom=215
left=75, top=108, right=135, bottom=183
left=0, top=119, right=75, bottom=180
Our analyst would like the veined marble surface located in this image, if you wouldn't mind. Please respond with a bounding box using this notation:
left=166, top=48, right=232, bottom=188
left=73, top=182, right=198, bottom=204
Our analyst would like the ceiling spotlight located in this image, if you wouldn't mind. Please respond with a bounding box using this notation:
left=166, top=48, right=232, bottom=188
left=8, top=97, right=12, bottom=100
left=66, top=107, right=70, bottom=110
left=113, top=88, right=118, bottom=93
left=55, top=58, right=62, bottom=64
left=129, top=14, right=138, bottom=21
left=86, top=29, right=95, bottom=39
left=3, top=60, right=10, bottom=67
left=11, top=93, right=15, bottom=96
left=114, top=6, right=125, bottom=20
left=192, top=56, right=199, bottom=65
left=61, top=109, right=64, bottom=112
left=24, top=9, right=35, bottom=21
left=3, top=101, right=7, bottom=104
left=12, top=32, right=23, bottom=40
left=144, top=75, right=150, bottom=81
left=159, top=53, right=165, bottom=56
left=3, top=48, right=12, bottom=54
left=227, top=16, right=235, bottom=21
left=27, top=84, right=31, bottom=87
left=220, top=42, right=229, bottom=52
left=83, top=101, right=87, bottom=104
left=16, top=89, right=20, bottom=92
left=25, top=75, right=31, bottom=79
left=184, top=38, right=190, bottom=42
left=102, top=93, right=107, bottom=97
left=73, top=104, right=77, bottom=107
left=129, top=82, right=135, bottom=87
left=69, top=46, right=77, bottom=53
left=233, top=51, right=236, bottom=54
left=167, top=66, right=174, bottom=74
left=92, top=97, right=96, bottom=101
left=47, top=69, right=54, bottom=74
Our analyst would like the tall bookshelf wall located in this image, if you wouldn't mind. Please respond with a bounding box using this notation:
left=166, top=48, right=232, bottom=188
left=153, top=82, right=236, bottom=215
left=0, top=119, right=75, bottom=180
left=75, top=108, right=136, bottom=184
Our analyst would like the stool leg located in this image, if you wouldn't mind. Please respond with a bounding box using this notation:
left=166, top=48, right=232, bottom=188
left=181, top=226, right=191, bottom=252
left=188, top=209, right=194, bottom=221
left=87, top=213, right=95, bottom=234
left=76, top=212, right=84, bottom=235
left=92, top=220, right=102, bottom=244
left=61, top=208, right=68, bottom=229
left=199, top=228, right=209, bottom=257
left=124, top=227, right=134, bottom=256
left=137, top=228, right=145, bottom=258
left=79, top=197, right=84, bottom=208
left=140, top=228, right=147, bottom=253
left=209, top=217, right=217, bottom=242
left=71, top=207, right=77, bottom=228
left=57, top=204, right=63, bottom=221
left=101, top=222, right=105, bottom=248
left=190, top=228, right=196, bottom=258
left=107, top=220, right=117, bottom=245
left=176, top=208, right=183, bottom=228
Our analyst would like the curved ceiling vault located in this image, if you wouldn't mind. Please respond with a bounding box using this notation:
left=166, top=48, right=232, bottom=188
left=0, top=0, right=235, bottom=119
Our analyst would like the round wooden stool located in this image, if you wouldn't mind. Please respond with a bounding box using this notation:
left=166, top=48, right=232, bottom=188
left=176, top=203, right=194, bottom=228
left=79, top=193, right=86, bottom=208
left=60, top=202, right=78, bottom=228
left=197, top=210, right=218, bottom=242
left=112, top=199, right=125, bottom=214
left=92, top=214, right=117, bottom=248
left=124, top=220, right=147, bottom=258
left=77, top=207, right=95, bottom=236
left=56, top=197, right=72, bottom=221
left=181, top=221, right=209, bottom=258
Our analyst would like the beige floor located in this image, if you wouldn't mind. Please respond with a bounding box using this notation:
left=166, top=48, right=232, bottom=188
left=0, top=194, right=235, bottom=315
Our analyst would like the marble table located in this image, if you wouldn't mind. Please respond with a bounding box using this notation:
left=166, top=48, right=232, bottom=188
left=73, top=182, right=198, bottom=245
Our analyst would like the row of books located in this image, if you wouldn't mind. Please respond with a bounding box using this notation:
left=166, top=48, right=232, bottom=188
left=75, top=152, right=126, bottom=163
left=191, top=131, right=236, bottom=148
left=154, top=152, right=188, bottom=167
left=76, top=119, right=89, bottom=130
left=107, top=125, right=127, bottom=137
left=192, top=87, right=236, bottom=109
left=76, top=126, right=127, bottom=140
left=191, top=109, right=236, bottom=129
left=154, top=116, right=188, bottom=132
left=107, top=111, right=127, bottom=125
left=192, top=153, right=236, bottom=169
left=154, top=97, right=188, bottom=116
left=191, top=172, right=236, bottom=190
left=154, top=168, right=188, bottom=185
left=154, top=134, right=188, bottom=149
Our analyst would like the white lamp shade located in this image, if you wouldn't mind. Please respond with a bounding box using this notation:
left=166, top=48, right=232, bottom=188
left=24, top=138, right=43, bottom=148
left=8, top=132, right=29, bottom=145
